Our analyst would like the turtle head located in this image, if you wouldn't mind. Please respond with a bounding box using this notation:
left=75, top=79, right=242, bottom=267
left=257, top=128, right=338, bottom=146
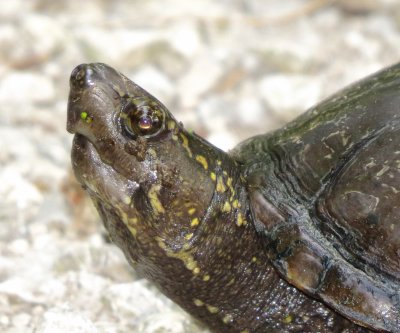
left=67, top=63, right=225, bottom=269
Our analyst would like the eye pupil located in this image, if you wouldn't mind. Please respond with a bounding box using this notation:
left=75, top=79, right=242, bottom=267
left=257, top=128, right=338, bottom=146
left=139, top=116, right=152, bottom=130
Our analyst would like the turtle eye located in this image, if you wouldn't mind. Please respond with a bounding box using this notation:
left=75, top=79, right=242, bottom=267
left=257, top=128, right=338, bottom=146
left=122, top=100, right=164, bottom=138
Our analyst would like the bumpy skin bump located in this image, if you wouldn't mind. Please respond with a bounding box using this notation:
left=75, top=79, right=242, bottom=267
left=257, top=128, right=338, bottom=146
left=67, top=63, right=399, bottom=333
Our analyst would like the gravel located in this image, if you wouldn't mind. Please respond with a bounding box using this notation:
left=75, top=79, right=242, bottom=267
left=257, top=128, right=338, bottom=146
left=1, top=0, right=399, bottom=332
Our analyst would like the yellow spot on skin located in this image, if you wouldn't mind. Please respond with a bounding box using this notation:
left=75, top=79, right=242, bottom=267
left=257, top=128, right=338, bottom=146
left=216, top=176, right=226, bottom=192
left=157, top=236, right=200, bottom=274
left=194, top=299, right=204, bottom=306
left=120, top=211, right=129, bottom=224
left=191, top=218, right=199, bottom=227
left=128, top=226, right=137, bottom=237
left=186, top=260, right=197, bottom=270
left=188, top=208, right=196, bottom=215
left=232, top=199, right=239, bottom=209
left=80, top=111, right=93, bottom=123
left=223, top=314, right=233, bottom=324
left=217, top=160, right=222, bottom=166
left=119, top=210, right=138, bottom=237
left=210, top=172, right=216, bottom=181
left=180, top=133, right=192, bottom=157
left=123, top=196, right=131, bottom=205
left=156, top=237, right=167, bottom=250
left=120, top=211, right=139, bottom=238
left=206, top=305, right=219, bottom=314
left=148, top=185, right=165, bottom=214
left=80, top=111, right=88, bottom=120
left=185, top=233, right=193, bottom=240
left=227, top=177, right=235, bottom=197
left=195, top=155, right=208, bottom=170
left=222, top=201, right=231, bottom=212
left=203, top=274, right=210, bottom=281
left=252, top=256, right=257, bottom=263
left=283, top=314, right=294, bottom=324
left=129, top=217, right=138, bottom=225
left=172, top=134, right=178, bottom=141
left=177, top=252, right=198, bottom=272
left=167, top=120, right=176, bottom=130
left=236, top=212, right=244, bottom=226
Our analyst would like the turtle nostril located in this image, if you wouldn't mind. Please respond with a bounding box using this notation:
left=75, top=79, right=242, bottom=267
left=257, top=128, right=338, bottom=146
left=70, top=64, right=96, bottom=88
left=74, top=66, right=86, bottom=81
left=70, top=64, right=85, bottom=82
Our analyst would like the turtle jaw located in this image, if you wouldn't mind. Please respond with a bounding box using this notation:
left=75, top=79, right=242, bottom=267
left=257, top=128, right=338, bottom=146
left=71, top=133, right=141, bottom=209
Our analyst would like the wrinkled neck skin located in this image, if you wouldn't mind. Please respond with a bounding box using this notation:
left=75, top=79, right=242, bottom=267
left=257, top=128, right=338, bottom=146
left=91, top=134, right=282, bottom=333
left=68, top=64, right=365, bottom=333
left=79, top=121, right=276, bottom=331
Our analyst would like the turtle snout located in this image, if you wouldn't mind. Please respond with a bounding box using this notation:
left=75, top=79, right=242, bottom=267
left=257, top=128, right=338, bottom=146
left=70, top=63, right=97, bottom=90
left=67, top=64, right=92, bottom=134
left=67, top=63, right=105, bottom=134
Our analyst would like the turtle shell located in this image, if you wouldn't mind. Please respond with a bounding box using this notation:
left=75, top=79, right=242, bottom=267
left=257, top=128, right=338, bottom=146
left=236, top=64, right=400, bottom=332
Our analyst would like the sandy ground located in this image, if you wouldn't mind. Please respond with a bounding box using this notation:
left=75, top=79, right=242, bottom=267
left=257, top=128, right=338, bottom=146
left=1, top=0, right=400, bottom=332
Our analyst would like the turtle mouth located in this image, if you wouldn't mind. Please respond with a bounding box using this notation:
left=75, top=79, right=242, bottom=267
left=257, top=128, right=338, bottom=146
left=70, top=133, right=101, bottom=189
left=71, top=133, right=113, bottom=194
left=71, top=133, right=141, bottom=207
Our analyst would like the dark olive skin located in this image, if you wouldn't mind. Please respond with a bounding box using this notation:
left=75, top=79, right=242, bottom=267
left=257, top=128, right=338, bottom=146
left=67, top=63, right=400, bottom=333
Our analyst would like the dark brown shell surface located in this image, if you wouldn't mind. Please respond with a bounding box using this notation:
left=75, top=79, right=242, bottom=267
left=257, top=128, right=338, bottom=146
left=236, top=63, right=400, bottom=332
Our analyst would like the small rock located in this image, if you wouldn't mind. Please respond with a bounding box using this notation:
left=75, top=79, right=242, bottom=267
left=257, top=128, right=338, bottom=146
left=236, top=96, right=265, bottom=126
left=336, top=0, right=380, bottom=15
left=0, top=167, right=43, bottom=211
left=258, top=74, right=321, bottom=120
left=76, top=27, right=162, bottom=63
left=166, top=20, right=202, bottom=57
left=0, top=72, right=55, bottom=104
left=11, top=312, right=31, bottom=328
left=133, top=65, right=174, bottom=102
left=36, top=305, right=99, bottom=333
left=137, top=311, right=188, bottom=333
left=178, top=56, right=223, bottom=108
left=0, top=0, right=32, bottom=19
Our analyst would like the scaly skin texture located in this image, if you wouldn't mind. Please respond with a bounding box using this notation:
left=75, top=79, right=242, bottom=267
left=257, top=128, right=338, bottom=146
left=67, top=63, right=400, bottom=332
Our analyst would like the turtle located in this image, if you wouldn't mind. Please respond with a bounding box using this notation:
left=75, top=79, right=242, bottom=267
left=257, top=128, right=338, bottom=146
left=67, top=62, right=400, bottom=333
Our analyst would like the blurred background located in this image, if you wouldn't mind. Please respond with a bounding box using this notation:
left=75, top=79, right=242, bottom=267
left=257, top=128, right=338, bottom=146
left=1, top=0, right=399, bottom=332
